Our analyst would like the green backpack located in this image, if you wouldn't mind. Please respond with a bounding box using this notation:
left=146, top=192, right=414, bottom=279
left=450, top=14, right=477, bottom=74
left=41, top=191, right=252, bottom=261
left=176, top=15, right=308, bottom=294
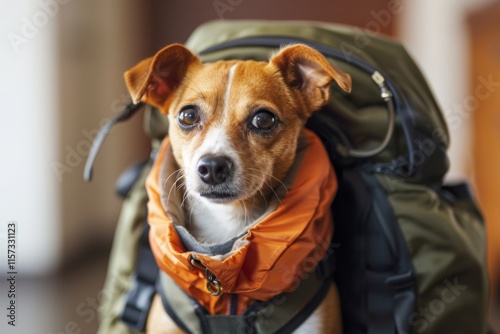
left=92, top=20, right=489, bottom=333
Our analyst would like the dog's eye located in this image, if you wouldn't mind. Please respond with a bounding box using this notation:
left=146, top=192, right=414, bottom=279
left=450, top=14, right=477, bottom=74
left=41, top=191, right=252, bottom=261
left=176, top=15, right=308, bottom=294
left=177, top=107, right=200, bottom=129
left=251, top=110, right=277, bottom=131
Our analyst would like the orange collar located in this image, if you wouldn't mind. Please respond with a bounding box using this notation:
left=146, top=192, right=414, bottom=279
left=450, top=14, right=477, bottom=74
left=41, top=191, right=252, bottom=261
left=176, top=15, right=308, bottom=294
left=146, top=129, right=337, bottom=314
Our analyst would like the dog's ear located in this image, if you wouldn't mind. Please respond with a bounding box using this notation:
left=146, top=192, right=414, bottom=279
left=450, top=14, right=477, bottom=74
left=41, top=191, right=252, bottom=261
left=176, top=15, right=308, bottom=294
left=124, top=44, right=200, bottom=109
left=270, top=44, right=351, bottom=112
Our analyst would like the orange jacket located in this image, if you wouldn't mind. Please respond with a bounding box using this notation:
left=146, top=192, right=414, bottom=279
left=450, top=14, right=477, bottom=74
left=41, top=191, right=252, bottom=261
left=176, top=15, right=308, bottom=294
left=146, top=129, right=337, bottom=315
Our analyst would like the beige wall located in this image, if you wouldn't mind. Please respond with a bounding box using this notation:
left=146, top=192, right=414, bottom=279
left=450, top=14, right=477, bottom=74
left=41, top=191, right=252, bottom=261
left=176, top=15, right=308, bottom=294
left=1, top=0, right=61, bottom=275
left=57, top=0, right=151, bottom=262
left=148, top=0, right=394, bottom=48
left=397, top=0, right=496, bottom=181
left=1, top=0, right=153, bottom=274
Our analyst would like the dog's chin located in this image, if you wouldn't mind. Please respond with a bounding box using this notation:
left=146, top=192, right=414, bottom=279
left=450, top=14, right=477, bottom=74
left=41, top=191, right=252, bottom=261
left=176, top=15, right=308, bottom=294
left=189, top=183, right=245, bottom=205
left=198, top=190, right=241, bottom=204
left=188, top=179, right=265, bottom=206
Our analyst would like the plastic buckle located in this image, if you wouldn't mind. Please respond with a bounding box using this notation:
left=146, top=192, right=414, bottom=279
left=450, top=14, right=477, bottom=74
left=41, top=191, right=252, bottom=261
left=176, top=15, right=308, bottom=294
left=120, top=276, right=157, bottom=331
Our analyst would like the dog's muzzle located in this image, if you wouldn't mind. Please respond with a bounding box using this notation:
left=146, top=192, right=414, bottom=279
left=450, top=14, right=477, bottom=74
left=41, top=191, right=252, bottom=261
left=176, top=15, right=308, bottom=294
left=197, top=155, right=233, bottom=186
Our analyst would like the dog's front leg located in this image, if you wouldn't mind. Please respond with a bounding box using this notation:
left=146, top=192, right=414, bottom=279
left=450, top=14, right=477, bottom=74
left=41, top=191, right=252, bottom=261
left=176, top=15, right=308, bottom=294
left=293, top=282, right=342, bottom=334
left=146, top=294, right=184, bottom=334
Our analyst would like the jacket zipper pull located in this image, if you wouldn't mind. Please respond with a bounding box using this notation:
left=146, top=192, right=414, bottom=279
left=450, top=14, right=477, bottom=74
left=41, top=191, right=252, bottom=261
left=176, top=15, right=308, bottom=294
left=190, top=256, right=223, bottom=296
left=205, top=269, right=223, bottom=296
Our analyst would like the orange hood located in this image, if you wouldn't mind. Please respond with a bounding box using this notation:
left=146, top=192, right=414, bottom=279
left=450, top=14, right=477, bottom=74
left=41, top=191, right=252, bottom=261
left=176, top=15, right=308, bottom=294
left=146, top=129, right=337, bottom=315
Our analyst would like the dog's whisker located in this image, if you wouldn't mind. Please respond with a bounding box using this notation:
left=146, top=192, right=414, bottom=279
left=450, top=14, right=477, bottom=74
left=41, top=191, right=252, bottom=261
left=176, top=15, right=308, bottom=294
left=252, top=168, right=287, bottom=193
left=180, top=188, right=193, bottom=209
left=244, top=167, right=288, bottom=205
left=176, top=180, right=187, bottom=190
left=241, top=201, right=249, bottom=225
left=257, top=189, right=269, bottom=210
left=163, top=168, right=184, bottom=190
left=265, top=173, right=288, bottom=193
left=264, top=180, right=284, bottom=207
left=166, top=169, right=186, bottom=205
left=163, top=169, right=181, bottom=202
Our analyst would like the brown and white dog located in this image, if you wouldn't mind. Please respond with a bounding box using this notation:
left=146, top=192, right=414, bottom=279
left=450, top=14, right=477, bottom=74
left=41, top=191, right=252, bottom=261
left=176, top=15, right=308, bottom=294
left=124, top=43, right=351, bottom=333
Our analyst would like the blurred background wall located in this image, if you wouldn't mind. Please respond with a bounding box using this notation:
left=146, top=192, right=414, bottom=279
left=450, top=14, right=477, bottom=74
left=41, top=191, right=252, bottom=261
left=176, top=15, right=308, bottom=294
left=1, top=0, right=498, bottom=332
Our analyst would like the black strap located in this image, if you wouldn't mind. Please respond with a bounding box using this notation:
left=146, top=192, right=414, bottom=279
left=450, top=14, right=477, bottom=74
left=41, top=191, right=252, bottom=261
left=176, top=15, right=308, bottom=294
left=331, top=165, right=416, bottom=334
left=362, top=171, right=416, bottom=334
left=120, top=223, right=159, bottom=331
left=83, top=102, right=144, bottom=182
left=115, top=160, right=149, bottom=198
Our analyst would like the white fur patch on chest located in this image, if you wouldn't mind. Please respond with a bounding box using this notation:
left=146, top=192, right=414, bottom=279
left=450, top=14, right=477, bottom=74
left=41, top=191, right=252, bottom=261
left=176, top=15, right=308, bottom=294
left=188, top=199, right=249, bottom=244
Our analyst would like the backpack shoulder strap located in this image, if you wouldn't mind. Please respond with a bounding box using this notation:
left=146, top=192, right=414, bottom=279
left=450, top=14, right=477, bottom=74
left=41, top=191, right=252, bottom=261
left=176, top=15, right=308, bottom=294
left=363, top=171, right=416, bottom=334
left=332, top=165, right=416, bottom=334
left=120, top=223, right=159, bottom=331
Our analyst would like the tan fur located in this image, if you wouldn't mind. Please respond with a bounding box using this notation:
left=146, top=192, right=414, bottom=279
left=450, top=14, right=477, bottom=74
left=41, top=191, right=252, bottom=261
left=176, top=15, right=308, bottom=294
left=125, top=44, right=351, bottom=334
left=318, top=283, right=343, bottom=334
left=147, top=295, right=183, bottom=334
left=167, top=60, right=307, bottom=204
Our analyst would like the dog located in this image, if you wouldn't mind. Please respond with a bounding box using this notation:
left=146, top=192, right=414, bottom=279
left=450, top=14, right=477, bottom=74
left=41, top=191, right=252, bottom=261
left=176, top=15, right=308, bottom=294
left=124, top=43, right=351, bottom=333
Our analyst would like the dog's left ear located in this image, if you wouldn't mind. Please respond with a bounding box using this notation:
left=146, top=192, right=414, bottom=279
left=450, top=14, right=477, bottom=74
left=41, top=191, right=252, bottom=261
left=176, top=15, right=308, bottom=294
left=270, top=44, right=351, bottom=112
left=124, top=44, right=200, bottom=109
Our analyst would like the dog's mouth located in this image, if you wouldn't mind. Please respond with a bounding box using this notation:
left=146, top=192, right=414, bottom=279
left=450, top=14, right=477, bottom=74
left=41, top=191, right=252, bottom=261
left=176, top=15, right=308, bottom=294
left=199, top=190, right=241, bottom=203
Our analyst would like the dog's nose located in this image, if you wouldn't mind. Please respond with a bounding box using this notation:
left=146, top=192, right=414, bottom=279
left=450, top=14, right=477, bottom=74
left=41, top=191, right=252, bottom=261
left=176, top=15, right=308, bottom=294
left=197, top=155, right=233, bottom=185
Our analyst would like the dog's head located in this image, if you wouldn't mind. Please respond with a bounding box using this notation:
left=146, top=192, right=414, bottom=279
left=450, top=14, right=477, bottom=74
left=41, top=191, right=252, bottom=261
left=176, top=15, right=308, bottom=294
left=124, top=44, right=351, bottom=206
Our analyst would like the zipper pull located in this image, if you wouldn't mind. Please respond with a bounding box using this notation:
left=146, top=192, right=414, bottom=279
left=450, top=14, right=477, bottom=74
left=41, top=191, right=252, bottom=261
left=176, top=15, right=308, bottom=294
left=341, top=71, right=396, bottom=159
left=371, top=71, right=393, bottom=102
left=205, top=269, right=223, bottom=296
left=190, top=256, right=223, bottom=296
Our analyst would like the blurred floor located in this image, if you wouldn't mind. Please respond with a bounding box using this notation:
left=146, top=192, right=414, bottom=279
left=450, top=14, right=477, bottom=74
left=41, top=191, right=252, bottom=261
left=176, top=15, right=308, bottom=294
left=0, top=249, right=109, bottom=334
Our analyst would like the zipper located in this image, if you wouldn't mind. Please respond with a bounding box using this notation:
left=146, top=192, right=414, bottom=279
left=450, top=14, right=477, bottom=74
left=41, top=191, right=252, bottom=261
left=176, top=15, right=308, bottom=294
left=190, top=255, right=223, bottom=296
left=191, top=255, right=238, bottom=314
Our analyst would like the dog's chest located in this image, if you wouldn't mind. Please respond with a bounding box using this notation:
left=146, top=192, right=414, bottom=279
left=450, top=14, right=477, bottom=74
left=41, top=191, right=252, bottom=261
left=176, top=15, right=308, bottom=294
left=187, top=200, right=256, bottom=244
